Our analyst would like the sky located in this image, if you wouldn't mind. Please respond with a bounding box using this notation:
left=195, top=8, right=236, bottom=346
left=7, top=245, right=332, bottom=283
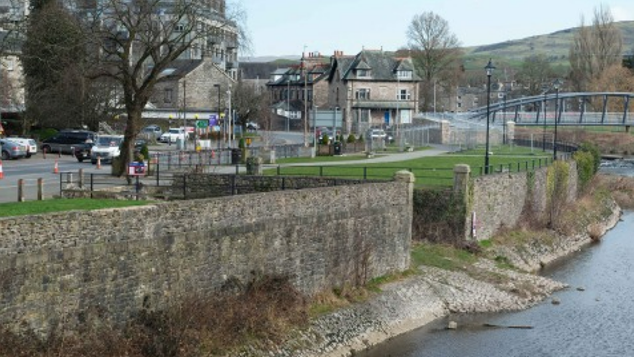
left=238, top=0, right=634, bottom=59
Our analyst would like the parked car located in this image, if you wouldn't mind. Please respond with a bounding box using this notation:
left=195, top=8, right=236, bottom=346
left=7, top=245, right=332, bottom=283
left=6, top=137, right=37, bottom=158
left=90, top=135, right=124, bottom=164
left=140, top=125, right=163, bottom=140
left=369, top=128, right=393, bottom=143
left=246, top=121, right=259, bottom=131
left=74, top=142, right=94, bottom=162
left=41, top=130, right=96, bottom=155
left=159, top=128, right=187, bottom=143
left=0, top=138, right=27, bottom=160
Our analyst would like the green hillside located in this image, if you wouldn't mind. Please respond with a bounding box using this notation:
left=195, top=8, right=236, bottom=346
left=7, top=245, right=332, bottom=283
left=462, top=20, right=634, bottom=71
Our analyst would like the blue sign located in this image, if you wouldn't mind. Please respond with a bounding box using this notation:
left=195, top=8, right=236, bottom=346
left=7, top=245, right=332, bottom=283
left=384, top=111, right=390, bottom=125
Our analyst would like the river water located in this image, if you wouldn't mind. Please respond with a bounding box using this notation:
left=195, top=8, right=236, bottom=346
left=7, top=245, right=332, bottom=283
left=360, top=166, right=634, bottom=357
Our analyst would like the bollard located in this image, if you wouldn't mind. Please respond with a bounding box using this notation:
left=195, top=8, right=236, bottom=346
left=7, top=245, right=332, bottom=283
left=17, top=178, right=25, bottom=202
left=37, top=178, right=44, bottom=200
left=78, top=168, right=84, bottom=189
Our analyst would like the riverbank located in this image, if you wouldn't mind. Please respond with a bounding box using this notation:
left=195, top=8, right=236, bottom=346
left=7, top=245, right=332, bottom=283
left=239, top=196, right=622, bottom=357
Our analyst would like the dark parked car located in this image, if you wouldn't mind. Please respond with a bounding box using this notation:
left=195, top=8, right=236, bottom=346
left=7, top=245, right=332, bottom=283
left=74, top=142, right=94, bottom=162
left=41, top=130, right=96, bottom=155
left=1, top=138, right=28, bottom=160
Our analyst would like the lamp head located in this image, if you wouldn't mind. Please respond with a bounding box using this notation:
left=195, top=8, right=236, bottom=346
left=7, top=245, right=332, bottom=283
left=553, top=78, right=563, bottom=90
left=485, top=59, right=495, bottom=77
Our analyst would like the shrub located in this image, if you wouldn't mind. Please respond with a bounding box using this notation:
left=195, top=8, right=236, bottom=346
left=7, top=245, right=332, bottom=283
left=574, top=150, right=594, bottom=191
left=321, top=134, right=330, bottom=145
left=139, top=143, right=149, bottom=161
left=238, top=138, right=246, bottom=149
left=577, top=141, right=601, bottom=174
left=346, top=134, right=356, bottom=143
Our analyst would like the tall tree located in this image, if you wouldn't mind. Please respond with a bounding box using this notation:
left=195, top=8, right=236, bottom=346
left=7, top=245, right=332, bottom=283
left=406, top=11, right=462, bottom=112
left=22, top=0, right=90, bottom=130
left=231, top=80, right=267, bottom=131
left=516, top=54, right=556, bottom=96
left=75, top=0, right=248, bottom=175
left=569, top=5, right=623, bottom=91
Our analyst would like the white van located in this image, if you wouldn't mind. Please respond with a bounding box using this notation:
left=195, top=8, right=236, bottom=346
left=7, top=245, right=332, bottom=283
left=90, top=135, right=124, bottom=164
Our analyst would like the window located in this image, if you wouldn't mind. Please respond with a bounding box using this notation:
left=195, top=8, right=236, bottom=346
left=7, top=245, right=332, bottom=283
left=397, top=70, right=412, bottom=80
left=356, top=88, right=371, bottom=100
left=397, top=89, right=410, bottom=100
left=175, top=24, right=185, bottom=32
left=164, top=88, right=173, bottom=103
left=357, top=69, right=370, bottom=78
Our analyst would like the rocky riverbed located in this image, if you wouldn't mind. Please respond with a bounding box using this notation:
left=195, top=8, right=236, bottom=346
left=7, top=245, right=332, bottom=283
left=234, top=200, right=622, bottom=357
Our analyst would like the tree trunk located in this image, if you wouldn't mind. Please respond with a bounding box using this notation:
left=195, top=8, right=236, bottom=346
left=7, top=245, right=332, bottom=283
left=114, top=107, right=142, bottom=176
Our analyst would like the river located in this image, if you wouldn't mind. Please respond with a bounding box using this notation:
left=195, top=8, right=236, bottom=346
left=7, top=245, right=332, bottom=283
left=360, top=166, right=634, bottom=357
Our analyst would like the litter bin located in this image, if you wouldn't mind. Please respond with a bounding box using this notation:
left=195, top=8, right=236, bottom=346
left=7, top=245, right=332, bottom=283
left=175, top=138, right=184, bottom=150
left=333, top=141, right=342, bottom=155
left=231, top=148, right=242, bottom=164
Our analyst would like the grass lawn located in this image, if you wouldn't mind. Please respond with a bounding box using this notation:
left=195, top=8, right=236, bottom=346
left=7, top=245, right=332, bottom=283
left=266, top=149, right=553, bottom=187
left=275, top=154, right=371, bottom=164
left=0, top=198, right=152, bottom=218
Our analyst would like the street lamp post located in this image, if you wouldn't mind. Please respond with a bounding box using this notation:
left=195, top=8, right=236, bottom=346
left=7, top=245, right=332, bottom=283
left=542, top=86, right=548, bottom=152
left=552, top=78, right=563, bottom=160
left=214, top=84, right=221, bottom=151
left=484, top=59, right=495, bottom=175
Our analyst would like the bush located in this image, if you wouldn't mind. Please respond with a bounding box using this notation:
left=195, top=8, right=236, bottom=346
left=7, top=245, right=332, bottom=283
left=139, top=143, right=149, bottom=161
left=346, top=134, right=356, bottom=143
left=238, top=138, right=246, bottom=149
left=574, top=150, right=594, bottom=191
left=577, top=141, right=601, bottom=174
left=321, top=134, right=330, bottom=145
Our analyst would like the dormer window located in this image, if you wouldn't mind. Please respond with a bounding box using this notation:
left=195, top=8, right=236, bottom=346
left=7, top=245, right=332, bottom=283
left=397, top=70, right=413, bottom=80
left=357, top=69, right=370, bottom=78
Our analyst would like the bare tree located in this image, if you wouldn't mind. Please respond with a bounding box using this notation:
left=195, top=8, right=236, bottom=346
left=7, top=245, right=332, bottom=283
left=569, top=5, right=623, bottom=91
left=231, top=80, right=267, bottom=131
left=406, top=11, right=462, bottom=112
left=516, top=54, right=556, bottom=97
left=73, top=0, right=248, bottom=175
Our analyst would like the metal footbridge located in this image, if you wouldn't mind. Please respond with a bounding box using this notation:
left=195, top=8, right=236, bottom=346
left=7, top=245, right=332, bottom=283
left=464, top=92, right=634, bottom=129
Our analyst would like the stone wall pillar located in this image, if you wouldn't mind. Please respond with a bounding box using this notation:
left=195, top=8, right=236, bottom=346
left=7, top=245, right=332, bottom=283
left=453, top=164, right=470, bottom=195
left=440, top=120, right=451, bottom=145
left=394, top=170, right=415, bottom=204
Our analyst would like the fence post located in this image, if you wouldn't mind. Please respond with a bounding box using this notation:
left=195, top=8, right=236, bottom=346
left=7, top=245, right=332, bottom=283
left=319, top=166, right=323, bottom=177
left=231, top=175, right=237, bottom=195
left=363, top=167, right=367, bottom=180
left=78, top=168, right=84, bottom=189
left=183, top=175, right=187, bottom=199
left=37, top=178, right=44, bottom=200
left=90, top=173, right=94, bottom=199
left=17, top=178, right=24, bottom=202
left=277, top=165, right=281, bottom=176
left=156, top=162, right=160, bottom=186
left=282, top=177, right=286, bottom=190
left=135, top=175, right=140, bottom=201
left=235, top=164, right=239, bottom=175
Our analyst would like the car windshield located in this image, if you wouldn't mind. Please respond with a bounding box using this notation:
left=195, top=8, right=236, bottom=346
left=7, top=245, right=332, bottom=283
left=168, top=129, right=181, bottom=134
left=96, top=137, right=123, bottom=146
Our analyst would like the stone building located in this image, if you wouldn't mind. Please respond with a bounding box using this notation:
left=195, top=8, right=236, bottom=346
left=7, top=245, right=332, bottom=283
left=266, top=50, right=421, bottom=135
left=327, top=50, right=420, bottom=134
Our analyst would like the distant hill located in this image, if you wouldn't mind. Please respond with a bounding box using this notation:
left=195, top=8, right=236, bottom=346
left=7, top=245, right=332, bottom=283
left=462, top=21, right=634, bottom=70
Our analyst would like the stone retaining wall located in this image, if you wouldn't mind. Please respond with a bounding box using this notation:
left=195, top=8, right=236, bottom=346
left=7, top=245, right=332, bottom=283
left=0, top=174, right=414, bottom=334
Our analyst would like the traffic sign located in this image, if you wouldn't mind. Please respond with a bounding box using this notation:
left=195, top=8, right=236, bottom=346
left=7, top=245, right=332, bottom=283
left=196, top=120, right=208, bottom=128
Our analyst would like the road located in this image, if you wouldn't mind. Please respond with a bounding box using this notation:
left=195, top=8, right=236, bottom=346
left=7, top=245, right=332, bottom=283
left=0, top=131, right=305, bottom=203
left=0, top=154, right=105, bottom=203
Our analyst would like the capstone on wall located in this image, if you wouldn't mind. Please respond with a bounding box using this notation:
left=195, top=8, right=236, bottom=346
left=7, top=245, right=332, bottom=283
left=0, top=180, right=413, bottom=334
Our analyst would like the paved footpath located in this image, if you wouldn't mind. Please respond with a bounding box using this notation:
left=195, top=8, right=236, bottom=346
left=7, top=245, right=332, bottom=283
left=279, top=144, right=455, bottom=167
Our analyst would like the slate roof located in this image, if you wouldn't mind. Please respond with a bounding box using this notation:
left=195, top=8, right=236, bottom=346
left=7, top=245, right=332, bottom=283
left=156, top=59, right=204, bottom=79
left=331, top=50, right=421, bottom=82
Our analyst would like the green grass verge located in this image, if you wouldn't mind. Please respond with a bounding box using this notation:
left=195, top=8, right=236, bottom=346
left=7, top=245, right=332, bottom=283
left=265, top=151, right=553, bottom=187
left=0, top=198, right=152, bottom=218
left=275, top=154, right=371, bottom=164
left=410, top=242, right=477, bottom=271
